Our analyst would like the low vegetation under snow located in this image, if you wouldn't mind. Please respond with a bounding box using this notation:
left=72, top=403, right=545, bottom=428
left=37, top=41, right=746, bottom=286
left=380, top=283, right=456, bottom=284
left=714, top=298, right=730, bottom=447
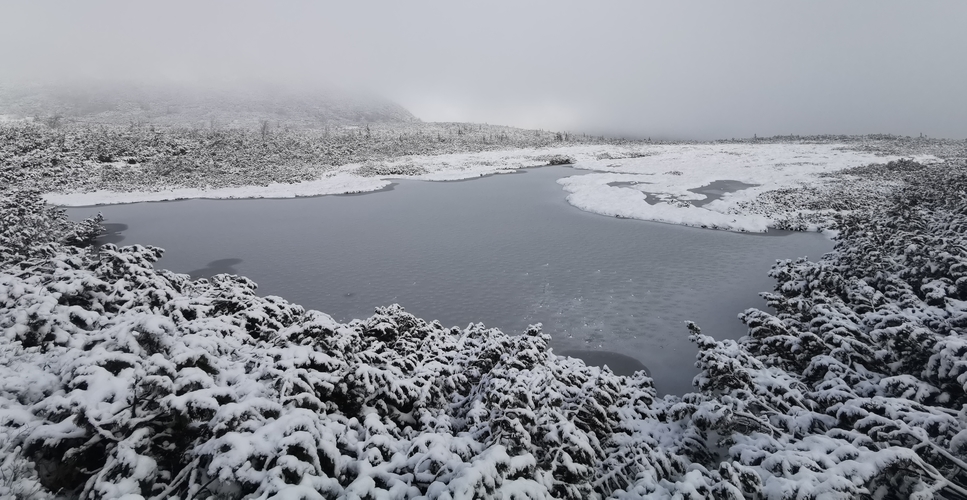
left=2, top=120, right=967, bottom=497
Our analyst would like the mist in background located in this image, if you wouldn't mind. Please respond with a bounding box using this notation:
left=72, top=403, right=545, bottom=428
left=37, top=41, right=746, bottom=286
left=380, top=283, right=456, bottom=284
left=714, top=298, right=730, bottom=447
left=2, top=1, right=965, bottom=140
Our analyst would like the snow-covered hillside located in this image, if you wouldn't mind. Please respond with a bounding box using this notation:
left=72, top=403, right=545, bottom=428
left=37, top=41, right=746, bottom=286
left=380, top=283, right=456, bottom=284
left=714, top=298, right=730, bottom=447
left=0, top=83, right=419, bottom=128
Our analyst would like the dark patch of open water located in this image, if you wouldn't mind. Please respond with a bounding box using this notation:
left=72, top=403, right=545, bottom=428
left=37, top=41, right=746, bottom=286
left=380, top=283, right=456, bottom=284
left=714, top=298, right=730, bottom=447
left=67, top=166, right=833, bottom=395
left=688, top=180, right=759, bottom=207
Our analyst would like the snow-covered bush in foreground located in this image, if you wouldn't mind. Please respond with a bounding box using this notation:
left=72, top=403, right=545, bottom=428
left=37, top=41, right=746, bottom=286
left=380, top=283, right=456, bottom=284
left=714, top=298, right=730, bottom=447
left=0, top=240, right=674, bottom=499
left=3, top=160, right=967, bottom=499
left=697, top=160, right=967, bottom=498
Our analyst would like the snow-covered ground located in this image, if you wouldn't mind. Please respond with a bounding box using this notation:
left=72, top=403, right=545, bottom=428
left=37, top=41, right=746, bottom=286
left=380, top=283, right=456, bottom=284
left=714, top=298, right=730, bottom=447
left=45, top=143, right=940, bottom=232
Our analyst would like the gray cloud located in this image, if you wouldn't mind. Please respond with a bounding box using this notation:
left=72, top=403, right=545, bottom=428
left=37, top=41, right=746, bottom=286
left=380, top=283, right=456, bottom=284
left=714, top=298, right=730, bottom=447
left=2, top=0, right=965, bottom=139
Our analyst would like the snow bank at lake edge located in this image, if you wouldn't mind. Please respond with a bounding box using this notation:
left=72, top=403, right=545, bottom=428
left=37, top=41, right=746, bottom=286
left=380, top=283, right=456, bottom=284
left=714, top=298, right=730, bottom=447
left=43, top=173, right=391, bottom=206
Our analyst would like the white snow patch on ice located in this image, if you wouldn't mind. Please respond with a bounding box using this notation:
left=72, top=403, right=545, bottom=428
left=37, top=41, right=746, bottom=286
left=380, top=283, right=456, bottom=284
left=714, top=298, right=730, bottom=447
left=557, top=172, right=773, bottom=232
left=44, top=173, right=390, bottom=206
left=552, top=143, right=937, bottom=232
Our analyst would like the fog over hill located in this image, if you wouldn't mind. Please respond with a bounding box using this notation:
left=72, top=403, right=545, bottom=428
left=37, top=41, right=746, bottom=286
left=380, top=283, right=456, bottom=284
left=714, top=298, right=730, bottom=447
left=0, top=82, right=419, bottom=129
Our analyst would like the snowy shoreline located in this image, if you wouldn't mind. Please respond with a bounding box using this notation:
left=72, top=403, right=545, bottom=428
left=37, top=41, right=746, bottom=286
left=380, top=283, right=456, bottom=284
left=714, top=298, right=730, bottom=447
left=44, top=142, right=940, bottom=233
left=43, top=173, right=394, bottom=206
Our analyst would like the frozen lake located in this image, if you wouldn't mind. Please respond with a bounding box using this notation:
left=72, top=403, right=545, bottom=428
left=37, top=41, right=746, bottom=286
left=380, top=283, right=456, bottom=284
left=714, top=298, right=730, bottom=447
left=68, top=166, right=833, bottom=395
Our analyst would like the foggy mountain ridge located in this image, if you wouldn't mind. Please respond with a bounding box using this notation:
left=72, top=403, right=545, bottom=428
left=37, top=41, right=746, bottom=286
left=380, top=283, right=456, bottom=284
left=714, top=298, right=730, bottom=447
left=0, top=82, right=419, bottom=129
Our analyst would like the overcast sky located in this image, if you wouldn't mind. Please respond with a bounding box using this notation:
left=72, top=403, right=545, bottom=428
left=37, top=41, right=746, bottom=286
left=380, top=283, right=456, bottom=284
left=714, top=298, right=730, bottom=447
left=2, top=1, right=965, bottom=139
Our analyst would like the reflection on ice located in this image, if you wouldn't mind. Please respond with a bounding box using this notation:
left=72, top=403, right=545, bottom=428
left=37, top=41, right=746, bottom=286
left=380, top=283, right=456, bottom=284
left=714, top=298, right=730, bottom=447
left=561, top=350, right=651, bottom=378
left=97, top=223, right=128, bottom=244
left=188, top=258, right=243, bottom=279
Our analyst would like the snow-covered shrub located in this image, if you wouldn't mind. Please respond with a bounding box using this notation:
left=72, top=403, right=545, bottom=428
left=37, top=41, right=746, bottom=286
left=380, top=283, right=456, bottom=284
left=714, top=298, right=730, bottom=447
left=735, top=158, right=936, bottom=232
left=545, top=155, right=574, bottom=166
left=690, top=160, right=967, bottom=498
left=0, top=242, right=683, bottom=498
left=354, top=162, right=428, bottom=177
left=0, top=185, right=102, bottom=265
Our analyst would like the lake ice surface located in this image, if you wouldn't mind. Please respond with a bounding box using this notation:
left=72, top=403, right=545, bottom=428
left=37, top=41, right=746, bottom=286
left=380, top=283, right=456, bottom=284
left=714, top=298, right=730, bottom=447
left=67, top=166, right=833, bottom=395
